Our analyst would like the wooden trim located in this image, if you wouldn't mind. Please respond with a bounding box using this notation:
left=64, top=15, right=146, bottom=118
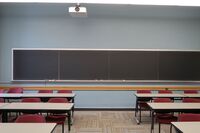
left=0, top=86, right=200, bottom=90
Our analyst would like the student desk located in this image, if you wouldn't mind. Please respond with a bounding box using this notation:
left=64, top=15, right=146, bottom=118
left=0, top=94, right=22, bottom=99
left=171, top=122, right=200, bottom=133
left=148, top=103, right=200, bottom=133
left=0, top=123, right=56, bottom=133
left=134, top=93, right=186, bottom=124
left=22, top=93, right=76, bottom=102
left=0, top=102, right=74, bottom=131
left=0, top=93, right=76, bottom=102
left=22, top=93, right=76, bottom=114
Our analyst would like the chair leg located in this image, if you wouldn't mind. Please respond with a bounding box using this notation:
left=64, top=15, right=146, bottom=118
left=62, top=123, right=64, bottom=133
left=170, top=124, right=172, bottom=133
left=135, top=106, right=137, bottom=117
left=139, top=107, right=142, bottom=123
left=158, top=123, right=161, bottom=133
left=149, top=110, right=151, bottom=117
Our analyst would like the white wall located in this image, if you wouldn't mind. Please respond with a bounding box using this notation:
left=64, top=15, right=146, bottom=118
left=1, top=10, right=200, bottom=108
left=1, top=16, right=200, bottom=81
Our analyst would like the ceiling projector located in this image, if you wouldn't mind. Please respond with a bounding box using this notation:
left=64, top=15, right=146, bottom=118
left=69, top=4, right=87, bottom=17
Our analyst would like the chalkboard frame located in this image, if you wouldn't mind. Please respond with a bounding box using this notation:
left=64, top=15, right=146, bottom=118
left=12, top=48, right=200, bottom=82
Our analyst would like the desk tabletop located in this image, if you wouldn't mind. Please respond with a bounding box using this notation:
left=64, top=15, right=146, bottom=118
left=172, top=122, right=200, bottom=133
left=148, top=103, right=200, bottom=110
left=135, top=93, right=185, bottom=98
left=0, top=103, right=9, bottom=108
left=1, top=102, right=74, bottom=110
left=0, top=123, right=56, bottom=133
left=183, top=94, right=200, bottom=98
left=0, top=93, right=75, bottom=98
left=22, top=93, right=75, bottom=97
left=0, top=93, right=23, bottom=97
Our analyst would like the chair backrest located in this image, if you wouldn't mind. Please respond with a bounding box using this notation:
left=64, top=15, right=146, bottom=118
left=178, top=113, right=200, bottom=121
left=0, top=98, right=4, bottom=103
left=15, top=114, right=46, bottom=123
left=184, top=90, right=198, bottom=94
left=57, top=90, right=72, bottom=93
left=137, top=90, right=151, bottom=94
left=7, top=87, right=23, bottom=93
left=154, top=98, right=172, bottom=103
left=48, top=98, right=68, bottom=103
left=182, top=98, right=200, bottom=103
left=21, top=98, right=41, bottom=103
left=0, top=89, right=4, bottom=93
left=158, top=90, right=172, bottom=94
left=38, top=90, right=53, bottom=93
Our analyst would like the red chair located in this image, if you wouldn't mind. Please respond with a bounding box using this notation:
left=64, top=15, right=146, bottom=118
left=58, top=90, right=73, bottom=102
left=7, top=87, right=23, bottom=93
left=158, top=90, right=174, bottom=101
left=6, top=87, right=23, bottom=102
left=38, top=90, right=53, bottom=102
left=136, top=90, right=151, bottom=123
left=182, top=98, right=200, bottom=103
left=172, top=114, right=200, bottom=133
left=21, top=98, right=42, bottom=114
left=0, top=96, right=4, bottom=117
left=46, top=98, right=69, bottom=133
left=178, top=113, right=200, bottom=121
left=0, top=89, right=4, bottom=103
left=154, top=98, right=172, bottom=102
left=38, top=90, right=53, bottom=93
left=21, top=98, right=41, bottom=103
left=15, top=114, right=46, bottom=123
left=57, top=90, right=72, bottom=93
left=48, top=98, right=68, bottom=103
left=158, top=90, right=172, bottom=94
left=0, top=89, right=4, bottom=93
left=6, top=88, right=23, bottom=118
left=0, top=98, right=4, bottom=103
left=137, top=90, right=151, bottom=94
left=184, top=90, right=198, bottom=94
left=153, top=98, right=177, bottom=133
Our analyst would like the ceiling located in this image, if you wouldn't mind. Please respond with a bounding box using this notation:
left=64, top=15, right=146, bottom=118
left=0, top=3, right=200, bottom=19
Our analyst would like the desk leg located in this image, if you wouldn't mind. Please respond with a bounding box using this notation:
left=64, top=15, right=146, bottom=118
left=40, top=97, right=49, bottom=102
left=72, top=106, right=75, bottom=117
left=150, top=110, right=155, bottom=133
left=68, top=110, right=72, bottom=131
left=135, top=97, right=138, bottom=117
left=2, top=111, right=8, bottom=122
left=135, top=97, right=140, bottom=124
left=72, top=97, right=75, bottom=117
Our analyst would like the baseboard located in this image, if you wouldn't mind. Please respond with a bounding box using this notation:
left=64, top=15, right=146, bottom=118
left=74, top=107, right=135, bottom=111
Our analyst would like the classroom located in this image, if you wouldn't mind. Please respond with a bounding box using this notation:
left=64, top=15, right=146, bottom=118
left=0, top=0, right=200, bottom=133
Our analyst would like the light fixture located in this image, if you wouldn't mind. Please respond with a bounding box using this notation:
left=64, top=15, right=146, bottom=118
left=69, top=3, right=87, bottom=18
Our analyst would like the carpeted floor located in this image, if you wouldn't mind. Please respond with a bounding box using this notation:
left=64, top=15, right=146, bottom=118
left=53, top=111, right=175, bottom=133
